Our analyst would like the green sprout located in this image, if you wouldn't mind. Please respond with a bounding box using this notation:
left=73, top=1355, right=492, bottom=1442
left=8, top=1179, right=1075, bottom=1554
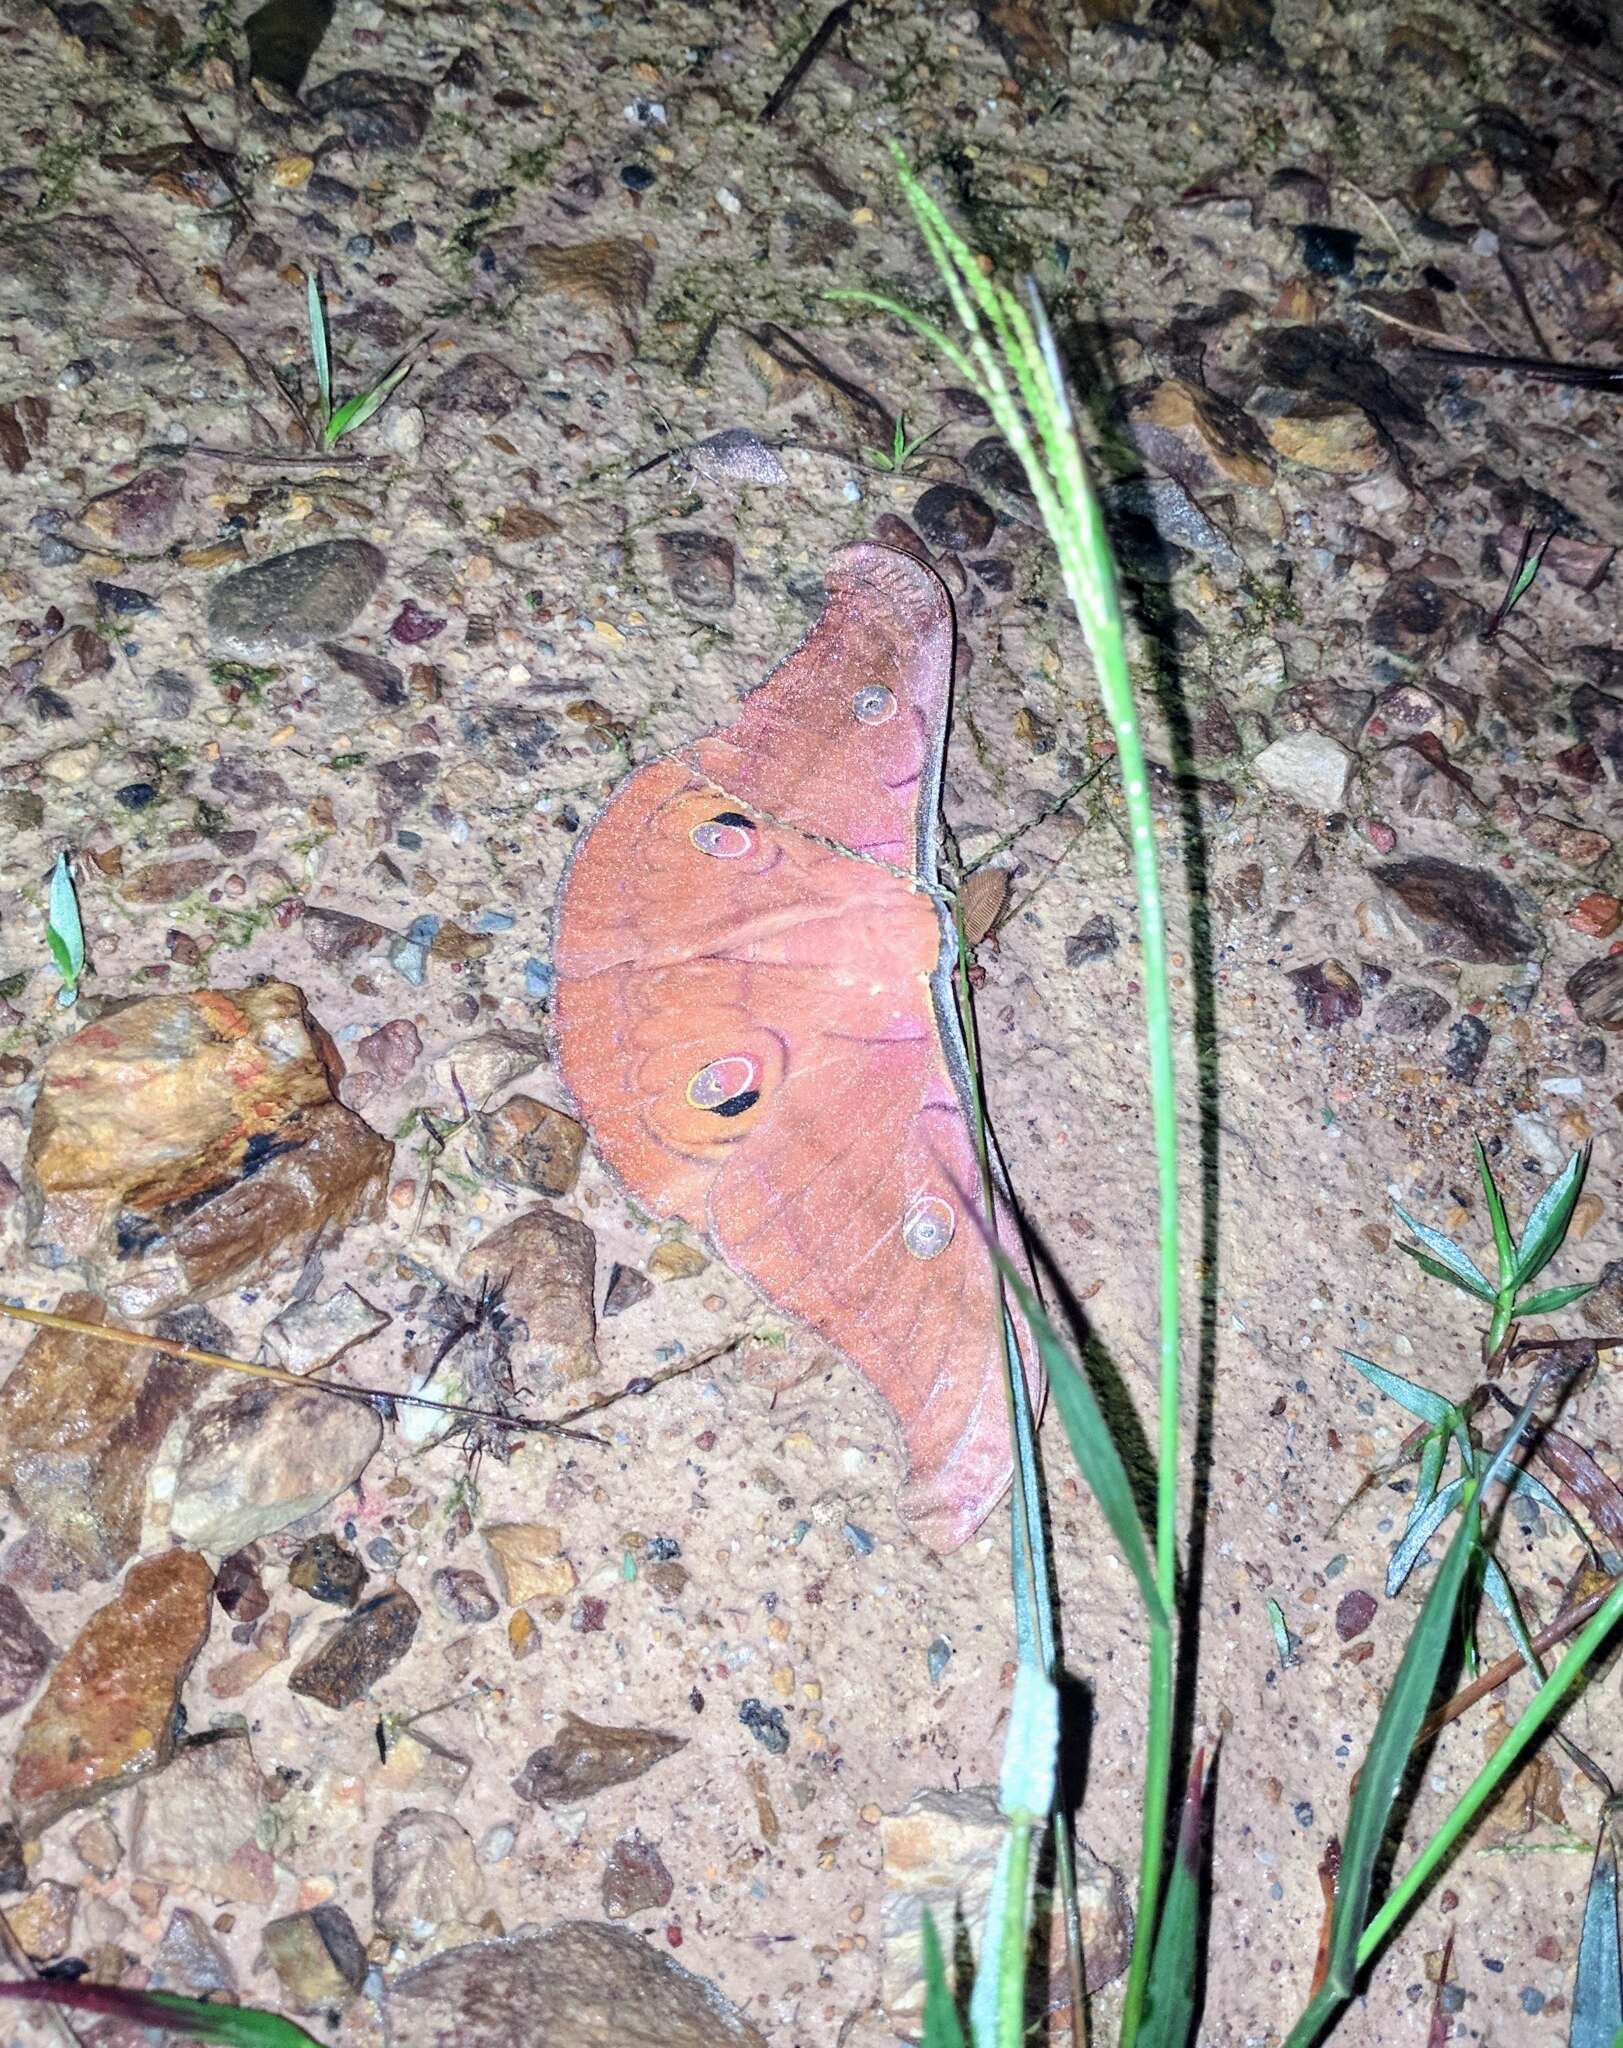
left=45, top=850, right=85, bottom=1006
left=861, top=411, right=941, bottom=473
left=305, top=273, right=418, bottom=448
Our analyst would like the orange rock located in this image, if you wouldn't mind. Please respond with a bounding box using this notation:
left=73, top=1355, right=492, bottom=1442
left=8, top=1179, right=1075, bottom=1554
left=1568, top=892, right=1622, bottom=938
left=11, top=1550, right=214, bottom=1836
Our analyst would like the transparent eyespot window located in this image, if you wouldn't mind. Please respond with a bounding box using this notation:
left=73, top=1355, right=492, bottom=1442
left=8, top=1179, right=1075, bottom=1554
left=687, top=1055, right=760, bottom=1116
left=902, top=1194, right=956, bottom=1260
left=690, top=812, right=755, bottom=859
left=852, top=684, right=898, bottom=725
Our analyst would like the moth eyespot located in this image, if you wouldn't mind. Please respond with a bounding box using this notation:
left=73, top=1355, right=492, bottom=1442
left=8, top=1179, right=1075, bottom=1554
left=853, top=684, right=898, bottom=725
left=690, top=812, right=756, bottom=859
left=902, top=1195, right=956, bottom=1260
left=687, top=1055, right=760, bottom=1118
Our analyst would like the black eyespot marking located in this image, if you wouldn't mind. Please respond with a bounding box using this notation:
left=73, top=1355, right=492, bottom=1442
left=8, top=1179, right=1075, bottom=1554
left=711, top=811, right=752, bottom=828
left=709, top=1088, right=760, bottom=1118
left=690, top=812, right=756, bottom=859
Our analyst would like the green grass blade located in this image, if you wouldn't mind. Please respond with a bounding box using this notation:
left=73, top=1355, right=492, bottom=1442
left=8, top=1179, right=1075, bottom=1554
left=1413, top=1430, right=1447, bottom=1515
left=1285, top=1387, right=1548, bottom=2048
left=1387, top=1477, right=1466, bottom=1597
left=1572, top=1824, right=1623, bottom=2048
left=1515, top=1280, right=1595, bottom=1319
left=47, top=849, right=84, bottom=983
left=1396, top=1243, right=1497, bottom=1303
left=1475, top=1138, right=1517, bottom=1289
left=1342, top=1352, right=1456, bottom=1428
left=1391, top=1206, right=1495, bottom=1299
left=0, top=1982, right=327, bottom=2047
left=1137, top=1748, right=1208, bottom=2048
left=324, top=355, right=416, bottom=444
left=995, top=1257, right=1166, bottom=1630
left=920, top=1911, right=969, bottom=2048
left=1516, top=1147, right=1591, bottom=1289
left=306, top=273, right=331, bottom=420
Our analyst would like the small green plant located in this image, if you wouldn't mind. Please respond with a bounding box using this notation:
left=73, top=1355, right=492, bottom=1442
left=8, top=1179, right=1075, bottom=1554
left=45, top=850, right=85, bottom=1006
left=862, top=411, right=941, bottom=472
left=305, top=274, right=418, bottom=448
left=0, top=1981, right=326, bottom=2047
left=1484, top=527, right=1553, bottom=642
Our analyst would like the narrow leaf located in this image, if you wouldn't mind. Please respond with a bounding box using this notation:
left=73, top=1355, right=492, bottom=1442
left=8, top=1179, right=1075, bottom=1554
left=1387, top=1477, right=1466, bottom=1598
left=307, top=273, right=331, bottom=418
left=1475, top=1138, right=1517, bottom=1289
left=1267, top=1597, right=1294, bottom=1666
left=1138, top=1748, right=1208, bottom=2048
left=1342, top=1352, right=1456, bottom=1428
left=1391, top=1203, right=1494, bottom=1298
left=325, top=354, right=415, bottom=443
left=920, top=1911, right=968, bottom=2048
left=0, top=1981, right=328, bottom=2047
left=1314, top=1393, right=1546, bottom=2019
left=1396, top=1242, right=1498, bottom=1304
left=1515, top=1281, right=1595, bottom=1320
left=996, top=1257, right=1167, bottom=1629
left=1572, top=1826, right=1623, bottom=2048
left=46, top=927, right=73, bottom=981
left=47, top=850, right=84, bottom=979
left=1413, top=1429, right=1447, bottom=1517
left=1516, top=1146, right=1591, bottom=1290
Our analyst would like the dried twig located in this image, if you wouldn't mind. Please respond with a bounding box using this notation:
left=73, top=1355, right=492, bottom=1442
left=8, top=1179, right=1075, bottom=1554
left=761, top=0, right=858, bottom=121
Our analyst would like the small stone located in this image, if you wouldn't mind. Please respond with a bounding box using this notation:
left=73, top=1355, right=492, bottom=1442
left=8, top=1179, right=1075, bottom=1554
left=392, top=598, right=447, bottom=646
left=207, top=1610, right=291, bottom=1697
left=1372, top=857, right=1536, bottom=963
left=341, top=1017, right=424, bottom=1108
left=302, top=905, right=386, bottom=964
left=432, top=1568, right=499, bottom=1625
left=523, top=238, right=654, bottom=348
left=430, top=353, right=526, bottom=420
left=1336, top=1589, right=1378, bottom=1641
left=648, top=1240, right=709, bottom=1281
left=470, top=1096, right=587, bottom=1197
left=687, top=428, right=786, bottom=486
left=432, top=1028, right=548, bottom=1107
left=374, top=1808, right=485, bottom=1951
left=214, top=1547, right=269, bottom=1621
left=8, top=1878, right=77, bottom=1959
left=302, top=70, right=434, bottom=149
left=71, top=1815, right=121, bottom=1877
left=11, top=1549, right=214, bottom=1836
left=1569, top=894, right=1623, bottom=939
left=1443, top=1014, right=1491, bottom=1084
left=1126, top=378, right=1272, bottom=492
left=1375, top=985, right=1450, bottom=1036
left=602, top=1262, right=653, bottom=1317
left=289, top=1533, right=370, bottom=1608
left=1576, top=1036, right=1607, bottom=1077
left=262, top=1903, right=367, bottom=2011
left=513, top=1711, right=686, bottom=1805
left=389, top=1923, right=766, bottom=2048
left=261, top=1284, right=391, bottom=1374
left=1254, top=729, right=1354, bottom=811
left=0, top=1823, right=23, bottom=1893
left=1286, top=959, right=1362, bottom=1029
left=911, top=484, right=995, bottom=553
left=739, top=1697, right=789, bottom=1754
left=656, top=532, right=735, bottom=613
left=22, top=982, right=392, bottom=1318
left=170, top=1381, right=381, bottom=1554
left=1567, top=955, right=1623, bottom=1029
left=880, top=1787, right=1129, bottom=2027
left=326, top=644, right=406, bottom=708
left=461, top=1204, right=597, bottom=1381
left=1065, top=914, right=1119, bottom=966
left=1367, top=573, right=1460, bottom=659
left=602, top=1829, right=674, bottom=1918
left=483, top=1523, right=576, bottom=1604
left=1513, top=1112, right=1565, bottom=1176
left=207, top=540, right=387, bottom=659
left=119, top=855, right=223, bottom=905
left=130, top=1731, right=274, bottom=1904
left=152, top=1904, right=237, bottom=1996
left=0, top=1585, right=54, bottom=1714
left=288, top=1585, right=420, bottom=1708
left=1263, top=403, right=1384, bottom=473
left=77, top=466, right=187, bottom=549
left=0, top=1292, right=203, bottom=1581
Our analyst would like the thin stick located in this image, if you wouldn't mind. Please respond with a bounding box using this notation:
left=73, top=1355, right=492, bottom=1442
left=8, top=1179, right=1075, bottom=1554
left=1414, top=1578, right=1617, bottom=1745
left=761, top=0, right=857, bottom=121
left=0, top=1300, right=603, bottom=1445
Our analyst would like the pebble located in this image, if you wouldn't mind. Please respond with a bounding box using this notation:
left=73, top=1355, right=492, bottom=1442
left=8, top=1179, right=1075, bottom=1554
left=1443, top=1014, right=1491, bottom=1085
left=129, top=1731, right=274, bottom=1904
left=262, top=1904, right=367, bottom=2011
left=10, top=1549, right=214, bottom=1835
left=1566, top=953, right=1623, bottom=1028
left=152, top=1904, right=237, bottom=1997
left=687, top=428, right=786, bottom=486
left=603, top=1261, right=654, bottom=1317
left=1375, top=985, right=1450, bottom=1036
left=261, top=1284, right=391, bottom=1373
left=1065, top=914, right=1119, bottom=966
left=289, top=1533, right=371, bottom=1608
left=207, top=540, right=387, bottom=658
left=373, top=1807, right=485, bottom=1950
left=302, top=69, right=434, bottom=149
left=461, top=1204, right=598, bottom=1380
left=0, top=1585, right=54, bottom=1715
left=1253, top=729, right=1354, bottom=811
left=389, top=1923, right=766, bottom=2048
left=470, top=1095, right=587, bottom=1197
left=170, top=1382, right=382, bottom=1554
left=911, top=484, right=995, bottom=553
left=602, top=1828, right=674, bottom=1918
left=1286, top=959, right=1362, bottom=1029
left=657, top=531, right=736, bottom=613
left=432, top=1568, right=499, bottom=1625
left=483, top=1523, right=576, bottom=1604
left=430, top=354, right=527, bottom=420
left=739, top=1697, right=789, bottom=1754
left=288, top=1586, right=421, bottom=1708
left=512, top=1711, right=687, bottom=1804
left=1371, top=856, right=1535, bottom=963
left=1335, top=1589, right=1377, bottom=1640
